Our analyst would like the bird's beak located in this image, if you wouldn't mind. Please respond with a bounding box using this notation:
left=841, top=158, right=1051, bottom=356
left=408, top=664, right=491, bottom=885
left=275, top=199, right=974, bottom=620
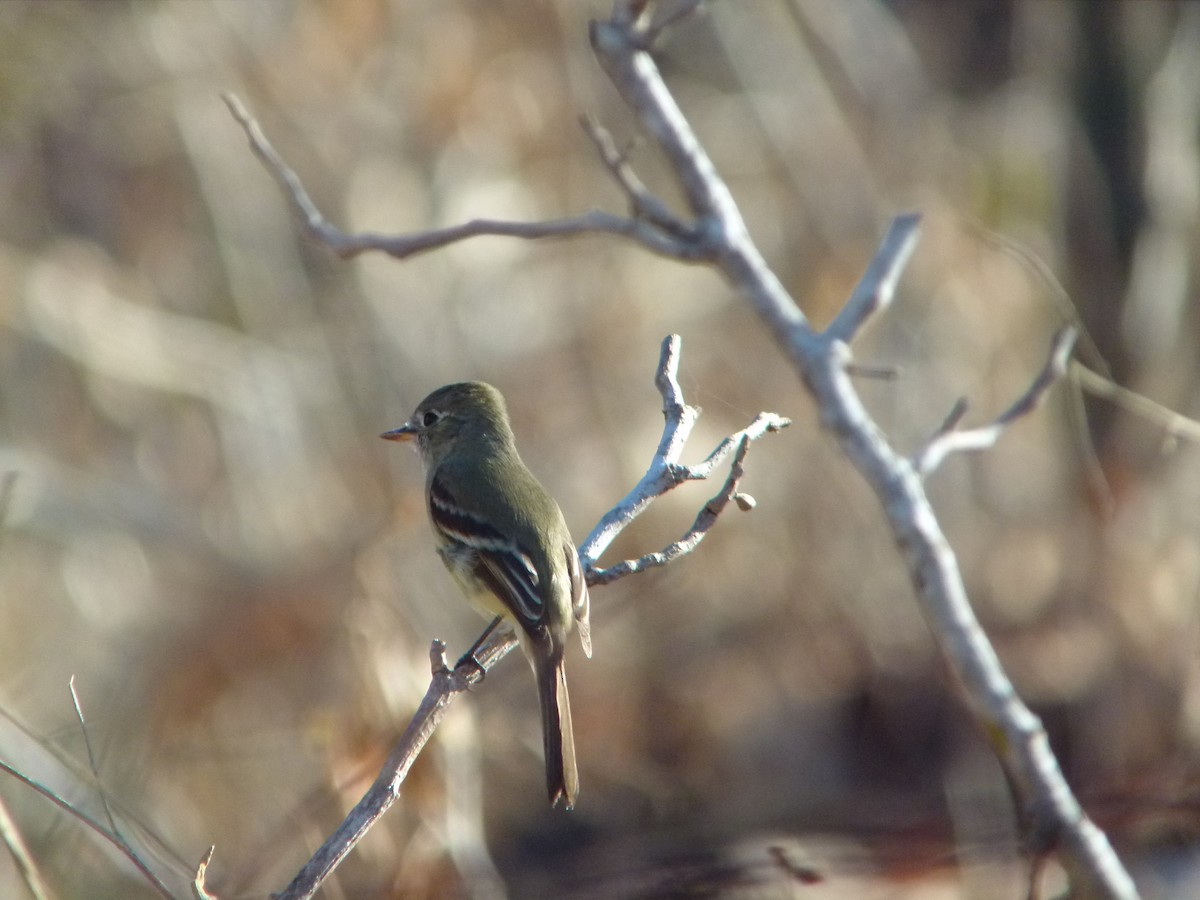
left=380, top=422, right=417, bottom=442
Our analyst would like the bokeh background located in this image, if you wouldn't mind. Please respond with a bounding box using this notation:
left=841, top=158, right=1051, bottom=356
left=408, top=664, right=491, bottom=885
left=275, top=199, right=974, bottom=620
left=0, top=1, right=1198, bottom=897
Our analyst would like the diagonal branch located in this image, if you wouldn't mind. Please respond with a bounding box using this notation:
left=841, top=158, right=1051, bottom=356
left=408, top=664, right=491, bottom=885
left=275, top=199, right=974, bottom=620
left=1073, top=360, right=1200, bottom=445
left=0, top=757, right=174, bottom=898
left=222, top=93, right=704, bottom=262
left=227, top=4, right=1137, bottom=896
left=0, top=794, right=50, bottom=900
left=580, top=113, right=693, bottom=239
left=272, top=334, right=787, bottom=899
left=274, top=642, right=472, bottom=900
left=913, top=327, right=1078, bottom=477
left=578, top=334, right=789, bottom=568
left=824, top=212, right=923, bottom=343
left=590, top=3, right=1137, bottom=898
left=588, top=433, right=752, bottom=585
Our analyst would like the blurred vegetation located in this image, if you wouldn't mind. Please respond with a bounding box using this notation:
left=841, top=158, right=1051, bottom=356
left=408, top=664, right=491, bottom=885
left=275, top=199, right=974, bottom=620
left=0, top=1, right=1198, bottom=897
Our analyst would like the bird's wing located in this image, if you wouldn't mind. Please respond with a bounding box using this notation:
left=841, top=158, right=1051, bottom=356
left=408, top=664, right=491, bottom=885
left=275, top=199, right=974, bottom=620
left=428, top=473, right=546, bottom=630
left=564, top=543, right=591, bottom=658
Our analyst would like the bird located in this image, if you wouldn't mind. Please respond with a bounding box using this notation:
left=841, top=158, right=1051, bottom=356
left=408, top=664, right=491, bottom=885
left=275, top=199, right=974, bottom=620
left=382, top=382, right=591, bottom=809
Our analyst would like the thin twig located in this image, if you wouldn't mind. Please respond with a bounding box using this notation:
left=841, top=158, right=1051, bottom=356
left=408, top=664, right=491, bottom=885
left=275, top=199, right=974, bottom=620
left=589, top=434, right=752, bottom=584
left=913, top=328, right=1077, bottom=477
left=192, top=846, right=217, bottom=900
left=0, top=793, right=50, bottom=900
left=592, top=3, right=1137, bottom=896
left=845, top=363, right=900, bottom=381
left=1073, top=361, right=1200, bottom=445
left=222, top=94, right=703, bottom=262
left=0, top=480, right=45, bottom=898
left=578, top=335, right=788, bottom=567
left=0, top=759, right=174, bottom=898
left=824, top=212, right=922, bottom=343
left=274, top=642, right=470, bottom=900
left=580, top=113, right=691, bottom=237
left=685, top=413, right=788, bottom=480
left=0, top=701, right=191, bottom=875
left=68, top=677, right=120, bottom=839
left=273, top=335, right=786, bottom=898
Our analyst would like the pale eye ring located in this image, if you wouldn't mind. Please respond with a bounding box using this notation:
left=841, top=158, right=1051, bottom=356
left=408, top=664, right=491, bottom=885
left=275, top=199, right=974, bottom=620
left=421, top=410, right=441, bottom=427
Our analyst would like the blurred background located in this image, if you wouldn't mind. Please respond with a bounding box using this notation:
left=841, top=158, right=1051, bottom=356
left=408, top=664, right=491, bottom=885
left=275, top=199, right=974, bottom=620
left=0, top=1, right=1198, bottom=897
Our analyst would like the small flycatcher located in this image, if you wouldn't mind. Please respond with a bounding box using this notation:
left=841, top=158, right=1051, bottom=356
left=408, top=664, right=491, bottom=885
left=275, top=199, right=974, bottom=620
left=382, top=382, right=591, bottom=809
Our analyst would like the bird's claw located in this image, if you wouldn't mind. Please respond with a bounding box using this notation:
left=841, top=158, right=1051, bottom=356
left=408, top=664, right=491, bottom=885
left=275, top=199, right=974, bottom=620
left=455, top=652, right=488, bottom=684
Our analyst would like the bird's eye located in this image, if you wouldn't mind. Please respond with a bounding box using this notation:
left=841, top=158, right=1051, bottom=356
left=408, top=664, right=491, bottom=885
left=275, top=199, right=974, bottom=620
left=421, top=410, right=441, bottom=427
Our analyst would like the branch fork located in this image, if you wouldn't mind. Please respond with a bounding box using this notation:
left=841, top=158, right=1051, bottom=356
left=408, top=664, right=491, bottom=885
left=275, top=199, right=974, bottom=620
left=268, top=333, right=786, bottom=900
left=225, top=2, right=1139, bottom=897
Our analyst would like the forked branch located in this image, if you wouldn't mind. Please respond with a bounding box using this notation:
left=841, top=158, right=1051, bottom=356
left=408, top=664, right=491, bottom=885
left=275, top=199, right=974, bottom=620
left=913, top=327, right=1078, bottom=477
left=222, top=94, right=706, bottom=262
left=228, top=2, right=1139, bottom=896
left=272, top=335, right=787, bottom=900
left=588, top=3, right=1136, bottom=897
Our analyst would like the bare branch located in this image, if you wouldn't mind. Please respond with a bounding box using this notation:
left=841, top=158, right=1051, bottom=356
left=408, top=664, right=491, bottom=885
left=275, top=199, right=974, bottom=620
left=222, top=94, right=704, bottom=262
left=589, top=433, right=753, bottom=585
left=578, top=335, right=789, bottom=567
left=275, top=335, right=786, bottom=898
left=231, top=4, right=1138, bottom=896
left=590, top=9, right=812, bottom=355
left=580, top=113, right=691, bottom=237
left=913, top=328, right=1077, bottom=477
left=192, top=846, right=217, bottom=900
left=0, top=793, right=50, bottom=900
left=652, top=333, right=701, bottom=464
left=824, top=212, right=923, bottom=343
left=590, top=10, right=741, bottom=226
left=1073, top=360, right=1200, bottom=445
left=583, top=336, right=786, bottom=585
left=274, top=642, right=472, bottom=900
left=686, top=413, right=788, bottom=480
left=0, top=758, right=175, bottom=898
left=590, top=6, right=1137, bottom=897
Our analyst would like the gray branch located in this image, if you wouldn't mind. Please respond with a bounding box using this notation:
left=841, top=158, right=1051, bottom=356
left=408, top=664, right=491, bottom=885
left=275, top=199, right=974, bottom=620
left=589, top=3, right=1137, bottom=897
left=824, top=213, right=923, bottom=343
left=222, top=93, right=704, bottom=262
left=579, top=113, right=692, bottom=238
left=914, top=327, right=1078, bottom=477
left=273, top=642, right=471, bottom=900
left=270, top=334, right=786, bottom=900
left=579, top=334, right=789, bottom=569
left=229, top=2, right=1138, bottom=896
left=587, top=433, right=752, bottom=584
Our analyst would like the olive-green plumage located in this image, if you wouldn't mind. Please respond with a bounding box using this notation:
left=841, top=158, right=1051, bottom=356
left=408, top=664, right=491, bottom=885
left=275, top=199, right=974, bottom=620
left=383, top=382, right=591, bottom=809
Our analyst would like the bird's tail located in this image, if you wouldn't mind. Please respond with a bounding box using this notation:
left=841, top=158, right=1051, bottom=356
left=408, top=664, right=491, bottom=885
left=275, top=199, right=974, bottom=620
left=535, top=652, right=577, bottom=809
